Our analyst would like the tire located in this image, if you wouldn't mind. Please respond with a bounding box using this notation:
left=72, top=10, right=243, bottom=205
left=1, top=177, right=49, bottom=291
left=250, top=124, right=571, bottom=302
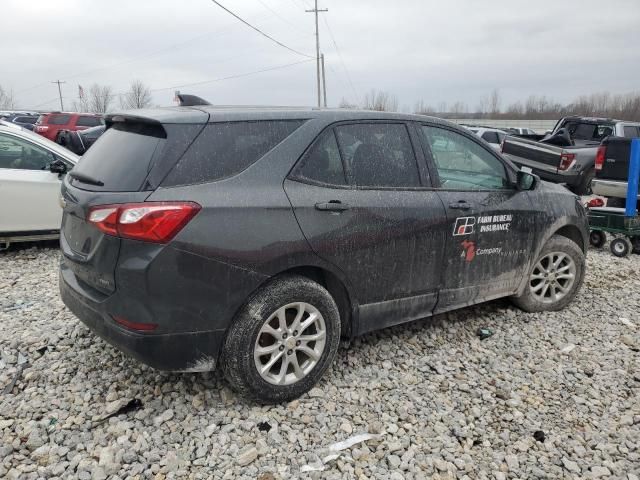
left=631, top=236, right=640, bottom=254
left=589, top=230, right=606, bottom=249
left=610, top=237, right=631, bottom=258
left=574, top=168, right=595, bottom=196
left=511, top=235, right=585, bottom=312
left=607, top=197, right=626, bottom=208
left=221, top=274, right=341, bottom=404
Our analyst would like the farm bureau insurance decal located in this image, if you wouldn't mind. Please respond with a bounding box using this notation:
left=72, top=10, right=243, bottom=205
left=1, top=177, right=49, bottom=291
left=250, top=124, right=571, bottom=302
left=477, top=214, right=512, bottom=233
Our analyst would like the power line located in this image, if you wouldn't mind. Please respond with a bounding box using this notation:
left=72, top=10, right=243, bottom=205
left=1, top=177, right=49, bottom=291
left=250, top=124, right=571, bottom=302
left=323, top=15, right=359, bottom=101
left=256, top=0, right=312, bottom=37
left=149, top=59, right=313, bottom=92
left=210, top=0, right=314, bottom=58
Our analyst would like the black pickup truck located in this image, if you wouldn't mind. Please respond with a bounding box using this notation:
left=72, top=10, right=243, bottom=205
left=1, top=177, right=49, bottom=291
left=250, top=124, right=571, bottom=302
left=592, top=136, right=640, bottom=207
left=502, top=116, right=640, bottom=195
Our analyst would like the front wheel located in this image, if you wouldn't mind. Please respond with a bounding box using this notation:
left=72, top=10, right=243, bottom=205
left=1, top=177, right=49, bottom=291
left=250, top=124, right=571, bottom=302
left=221, top=275, right=341, bottom=403
left=512, top=235, right=585, bottom=312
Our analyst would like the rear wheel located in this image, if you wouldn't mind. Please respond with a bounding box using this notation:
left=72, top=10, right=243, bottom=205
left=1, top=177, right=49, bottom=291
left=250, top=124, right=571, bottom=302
left=221, top=275, right=340, bottom=403
left=610, top=237, right=632, bottom=257
left=512, top=235, right=585, bottom=312
left=589, top=230, right=606, bottom=249
left=631, top=236, right=640, bottom=254
left=574, top=168, right=595, bottom=196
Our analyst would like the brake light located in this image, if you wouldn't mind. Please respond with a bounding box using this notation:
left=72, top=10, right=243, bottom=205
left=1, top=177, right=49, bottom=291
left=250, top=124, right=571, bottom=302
left=88, top=202, right=201, bottom=243
left=35, top=125, right=49, bottom=132
left=595, top=145, right=606, bottom=171
left=559, top=152, right=576, bottom=171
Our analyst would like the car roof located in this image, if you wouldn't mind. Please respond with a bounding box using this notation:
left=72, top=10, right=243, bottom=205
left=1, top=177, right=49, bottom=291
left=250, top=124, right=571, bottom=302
left=0, top=121, right=79, bottom=163
left=106, top=106, right=460, bottom=128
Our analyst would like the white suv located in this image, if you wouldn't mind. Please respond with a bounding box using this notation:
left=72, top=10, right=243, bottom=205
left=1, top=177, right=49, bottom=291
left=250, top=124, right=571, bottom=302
left=465, top=127, right=507, bottom=152
left=0, top=120, right=78, bottom=247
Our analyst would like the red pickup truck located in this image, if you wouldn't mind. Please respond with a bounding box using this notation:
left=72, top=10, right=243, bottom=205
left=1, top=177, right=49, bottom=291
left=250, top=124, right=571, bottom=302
left=34, top=112, right=103, bottom=141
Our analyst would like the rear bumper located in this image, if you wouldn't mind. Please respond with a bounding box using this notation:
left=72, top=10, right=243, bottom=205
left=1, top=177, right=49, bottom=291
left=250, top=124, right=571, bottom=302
left=592, top=179, right=639, bottom=200
left=60, top=263, right=225, bottom=372
left=506, top=155, right=581, bottom=186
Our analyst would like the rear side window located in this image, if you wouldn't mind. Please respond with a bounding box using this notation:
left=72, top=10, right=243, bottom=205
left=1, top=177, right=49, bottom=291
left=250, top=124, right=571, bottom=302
left=335, top=123, right=420, bottom=188
left=70, top=124, right=165, bottom=191
left=15, top=116, right=37, bottom=124
left=481, top=131, right=500, bottom=144
left=48, top=114, right=70, bottom=125
left=294, top=129, right=346, bottom=185
left=623, top=126, right=639, bottom=138
left=76, top=116, right=102, bottom=127
left=163, top=120, right=304, bottom=186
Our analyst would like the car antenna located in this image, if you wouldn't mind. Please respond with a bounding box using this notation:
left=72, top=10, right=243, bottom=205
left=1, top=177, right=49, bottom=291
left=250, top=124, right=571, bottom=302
left=176, top=94, right=211, bottom=107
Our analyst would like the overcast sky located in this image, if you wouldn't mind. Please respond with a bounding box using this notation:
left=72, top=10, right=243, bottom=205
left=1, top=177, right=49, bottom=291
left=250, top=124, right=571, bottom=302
left=2, top=0, right=639, bottom=112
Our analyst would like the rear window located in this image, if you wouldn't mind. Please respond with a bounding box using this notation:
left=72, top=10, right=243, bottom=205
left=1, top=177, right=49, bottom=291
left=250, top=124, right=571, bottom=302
left=623, top=126, right=639, bottom=138
left=15, top=116, right=37, bottom=124
left=70, top=124, right=165, bottom=191
left=76, top=116, right=102, bottom=127
left=48, top=114, right=71, bottom=125
left=162, top=120, right=304, bottom=186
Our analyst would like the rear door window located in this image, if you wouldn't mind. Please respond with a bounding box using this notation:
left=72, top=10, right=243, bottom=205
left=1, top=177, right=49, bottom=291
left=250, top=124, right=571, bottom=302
left=623, top=126, right=640, bottom=138
left=48, top=114, right=71, bottom=125
left=76, top=116, right=102, bottom=127
left=293, top=129, right=346, bottom=185
left=334, top=123, right=420, bottom=188
left=163, top=120, right=304, bottom=186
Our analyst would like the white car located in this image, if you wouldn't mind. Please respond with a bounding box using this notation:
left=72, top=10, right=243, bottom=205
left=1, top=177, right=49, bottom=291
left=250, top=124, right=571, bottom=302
left=0, top=121, right=78, bottom=247
left=466, top=127, right=507, bottom=152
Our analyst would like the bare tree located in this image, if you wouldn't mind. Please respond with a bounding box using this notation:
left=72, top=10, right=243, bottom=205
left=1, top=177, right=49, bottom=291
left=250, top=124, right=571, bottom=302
left=88, top=84, right=114, bottom=113
left=488, top=89, right=501, bottom=117
left=0, top=85, right=16, bottom=110
left=338, top=97, right=358, bottom=109
left=120, top=80, right=152, bottom=110
left=362, top=89, right=398, bottom=112
left=414, top=100, right=435, bottom=115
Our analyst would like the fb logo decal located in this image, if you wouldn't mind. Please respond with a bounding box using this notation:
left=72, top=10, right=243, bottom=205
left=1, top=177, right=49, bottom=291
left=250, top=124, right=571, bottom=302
left=453, top=217, right=475, bottom=236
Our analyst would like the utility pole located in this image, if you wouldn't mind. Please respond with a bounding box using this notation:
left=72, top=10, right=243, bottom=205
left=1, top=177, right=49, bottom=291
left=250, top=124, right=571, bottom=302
left=52, top=80, right=66, bottom=111
left=306, top=0, right=327, bottom=108
left=320, top=53, right=327, bottom=107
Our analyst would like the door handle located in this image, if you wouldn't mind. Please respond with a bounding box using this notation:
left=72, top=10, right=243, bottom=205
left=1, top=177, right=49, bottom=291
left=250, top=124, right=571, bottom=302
left=448, top=201, right=472, bottom=210
left=315, top=201, right=350, bottom=212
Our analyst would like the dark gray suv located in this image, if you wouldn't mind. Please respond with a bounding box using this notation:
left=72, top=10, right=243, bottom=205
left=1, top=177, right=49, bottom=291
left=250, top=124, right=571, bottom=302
left=59, top=107, right=588, bottom=402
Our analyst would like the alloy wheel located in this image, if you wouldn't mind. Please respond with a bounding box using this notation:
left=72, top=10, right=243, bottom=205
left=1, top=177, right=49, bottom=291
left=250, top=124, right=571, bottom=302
left=253, top=302, right=327, bottom=385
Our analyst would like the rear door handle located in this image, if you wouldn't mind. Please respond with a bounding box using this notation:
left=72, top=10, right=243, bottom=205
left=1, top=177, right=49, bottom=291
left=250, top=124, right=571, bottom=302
left=315, top=201, right=350, bottom=212
left=448, top=201, right=472, bottom=210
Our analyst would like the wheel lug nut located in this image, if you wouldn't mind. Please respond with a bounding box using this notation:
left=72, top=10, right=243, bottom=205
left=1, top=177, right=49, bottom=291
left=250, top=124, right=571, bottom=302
left=279, top=345, right=284, bottom=351
left=293, top=330, right=298, bottom=336
left=282, top=333, right=288, bottom=339
left=287, top=350, right=293, bottom=355
left=296, top=340, right=301, bottom=346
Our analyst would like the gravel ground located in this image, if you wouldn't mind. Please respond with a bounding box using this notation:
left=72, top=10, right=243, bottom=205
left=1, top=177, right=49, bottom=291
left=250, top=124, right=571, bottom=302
left=0, top=244, right=639, bottom=480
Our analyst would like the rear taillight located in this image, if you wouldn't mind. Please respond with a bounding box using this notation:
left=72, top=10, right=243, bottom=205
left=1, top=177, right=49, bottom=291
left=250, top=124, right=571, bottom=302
left=559, top=152, right=576, bottom=171
left=88, top=202, right=201, bottom=243
left=595, top=145, right=607, bottom=171
left=35, top=125, right=49, bottom=132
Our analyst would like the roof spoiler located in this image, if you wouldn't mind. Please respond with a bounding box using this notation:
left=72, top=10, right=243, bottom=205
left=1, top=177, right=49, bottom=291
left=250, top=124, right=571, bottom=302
left=176, top=94, right=211, bottom=107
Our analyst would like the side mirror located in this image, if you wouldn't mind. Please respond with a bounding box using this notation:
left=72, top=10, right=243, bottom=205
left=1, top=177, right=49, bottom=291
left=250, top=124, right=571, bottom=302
left=49, top=159, right=68, bottom=174
left=516, top=169, right=538, bottom=191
